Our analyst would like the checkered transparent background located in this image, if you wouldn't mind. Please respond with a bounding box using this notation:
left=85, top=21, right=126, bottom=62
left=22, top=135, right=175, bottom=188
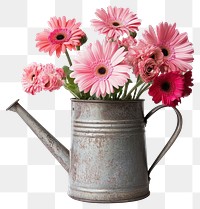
left=0, top=0, right=199, bottom=208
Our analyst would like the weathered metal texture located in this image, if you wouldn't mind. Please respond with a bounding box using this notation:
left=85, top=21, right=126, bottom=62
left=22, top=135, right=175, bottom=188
left=6, top=99, right=70, bottom=172
left=7, top=99, right=183, bottom=203
left=69, top=99, right=150, bottom=202
left=144, top=105, right=182, bottom=176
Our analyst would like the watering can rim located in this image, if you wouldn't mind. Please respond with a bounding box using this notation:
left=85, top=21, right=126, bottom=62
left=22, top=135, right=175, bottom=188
left=71, top=98, right=145, bottom=103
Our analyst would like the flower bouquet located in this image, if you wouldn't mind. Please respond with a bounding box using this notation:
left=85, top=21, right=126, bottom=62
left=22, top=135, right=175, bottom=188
left=8, top=6, right=194, bottom=202
left=22, top=6, right=194, bottom=106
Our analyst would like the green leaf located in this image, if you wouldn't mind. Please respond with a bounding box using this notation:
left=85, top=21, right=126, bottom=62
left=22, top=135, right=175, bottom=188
left=129, top=31, right=137, bottom=39
left=108, top=86, right=124, bottom=100
left=62, top=66, right=74, bottom=84
left=76, top=46, right=80, bottom=51
left=80, top=35, right=87, bottom=46
left=64, top=82, right=81, bottom=99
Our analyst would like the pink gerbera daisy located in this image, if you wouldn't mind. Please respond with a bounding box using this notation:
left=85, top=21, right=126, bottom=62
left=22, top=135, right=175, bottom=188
left=70, top=40, right=131, bottom=97
left=142, top=22, right=194, bottom=72
left=22, top=63, right=43, bottom=95
left=148, top=71, right=184, bottom=107
left=91, top=6, right=141, bottom=40
left=36, top=16, right=85, bottom=57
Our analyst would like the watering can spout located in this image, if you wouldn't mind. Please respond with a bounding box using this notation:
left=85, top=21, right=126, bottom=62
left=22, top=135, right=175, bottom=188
left=6, top=99, right=70, bottom=172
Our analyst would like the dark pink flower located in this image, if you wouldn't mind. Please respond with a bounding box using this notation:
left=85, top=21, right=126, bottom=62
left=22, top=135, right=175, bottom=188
left=148, top=71, right=184, bottom=107
left=182, top=71, right=193, bottom=97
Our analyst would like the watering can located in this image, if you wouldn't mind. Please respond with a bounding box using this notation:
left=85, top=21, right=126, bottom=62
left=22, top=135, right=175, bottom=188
left=7, top=99, right=182, bottom=203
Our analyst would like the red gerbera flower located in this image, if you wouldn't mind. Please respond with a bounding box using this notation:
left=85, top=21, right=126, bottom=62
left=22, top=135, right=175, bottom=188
left=182, top=71, right=193, bottom=97
left=148, top=72, right=184, bottom=107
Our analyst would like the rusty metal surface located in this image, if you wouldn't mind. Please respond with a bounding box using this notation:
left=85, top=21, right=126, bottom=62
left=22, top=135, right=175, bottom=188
left=7, top=99, right=182, bottom=203
left=6, top=99, right=70, bottom=172
left=144, top=105, right=182, bottom=176
left=69, top=99, right=149, bottom=202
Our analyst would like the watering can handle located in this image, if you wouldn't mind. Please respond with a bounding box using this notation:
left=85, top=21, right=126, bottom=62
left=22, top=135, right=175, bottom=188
left=144, top=105, right=182, bottom=178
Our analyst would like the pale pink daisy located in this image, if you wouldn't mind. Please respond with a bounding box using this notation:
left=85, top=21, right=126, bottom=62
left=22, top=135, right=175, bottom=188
left=70, top=40, right=131, bottom=97
left=22, top=63, right=43, bottom=95
left=39, top=64, right=65, bottom=91
left=142, top=22, right=194, bottom=72
left=91, top=6, right=141, bottom=40
left=36, top=16, right=85, bottom=57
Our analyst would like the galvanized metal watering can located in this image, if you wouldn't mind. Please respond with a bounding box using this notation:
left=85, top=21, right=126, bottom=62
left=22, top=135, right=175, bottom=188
left=7, top=99, right=182, bottom=203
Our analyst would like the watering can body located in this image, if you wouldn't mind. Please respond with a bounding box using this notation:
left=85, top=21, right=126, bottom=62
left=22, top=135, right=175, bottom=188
left=7, top=99, right=182, bottom=203
left=69, top=100, right=149, bottom=202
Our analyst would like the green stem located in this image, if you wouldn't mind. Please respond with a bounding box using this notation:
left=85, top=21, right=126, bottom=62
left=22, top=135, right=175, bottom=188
left=65, top=49, right=72, bottom=66
left=121, top=81, right=130, bottom=99
left=133, top=88, right=137, bottom=100
left=123, top=80, right=143, bottom=100
left=133, top=76, right=140, bottom=99
left=135, top=83, right=151, bottom=99
left=135, top=83, right=146, bottom=98
left=117, top=90, right=123, bottom=100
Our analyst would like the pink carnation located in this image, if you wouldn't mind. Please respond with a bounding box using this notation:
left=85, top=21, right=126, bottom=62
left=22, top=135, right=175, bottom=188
left=39, top=64, right=65, bottom=91
left=138, top=58, right=160, bottom=83
left=22, top=63, right=43, bottom=95
left=56, top=68, right=65, bottom=79
left=127, top=43, right=163, bottom=76
left=22, top=63, right=65, bottom=94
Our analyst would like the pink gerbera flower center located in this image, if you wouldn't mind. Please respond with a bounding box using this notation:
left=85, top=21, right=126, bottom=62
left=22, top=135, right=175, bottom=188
left=30, top=74, right=36, bottom=81
left=94, top=63, right=112, bottom=80
left=96, top=66, right=107, bottom=75
left=48, top=29, right=72, bottom=44
left=112, top=21, right=120, bottom=27
left=161, top=48, right=169, bottom=57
